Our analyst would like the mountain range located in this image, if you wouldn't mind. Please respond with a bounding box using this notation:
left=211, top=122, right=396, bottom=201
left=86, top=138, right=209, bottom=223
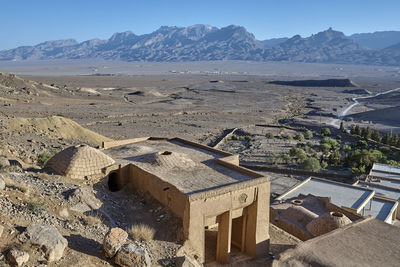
left=1, top=25, right=400, bottom=66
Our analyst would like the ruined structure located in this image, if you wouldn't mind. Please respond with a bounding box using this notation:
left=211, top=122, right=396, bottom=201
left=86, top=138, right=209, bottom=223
left=271, top=194, right=361, bottom=241
left=102, top=137, right=270, bottom=264
left=45, top=144, right=115, bottom=180
left=277, top=177, right=399, bottom=224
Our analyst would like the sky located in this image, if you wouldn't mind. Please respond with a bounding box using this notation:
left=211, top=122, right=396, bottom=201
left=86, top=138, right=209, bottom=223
left=1, top=0, right=399, bottom=50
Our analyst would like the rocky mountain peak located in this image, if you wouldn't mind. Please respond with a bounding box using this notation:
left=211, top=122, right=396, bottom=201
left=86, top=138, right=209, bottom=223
left=0, top=25, right=399, bottom=65
left=109, top=31, right=135, bottom=42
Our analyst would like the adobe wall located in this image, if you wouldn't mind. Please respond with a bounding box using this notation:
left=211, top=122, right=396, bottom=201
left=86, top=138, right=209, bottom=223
left=127, top=164, right=189, bottom=219
left=171, top=137, right=232, bottom=156
left=242, top=164, right=353, bottom=180
left=218, top=155, right=239, bottom=166
left=102, top=137, right=150, bottom=149
left=185, top=181, right=270, bottom=262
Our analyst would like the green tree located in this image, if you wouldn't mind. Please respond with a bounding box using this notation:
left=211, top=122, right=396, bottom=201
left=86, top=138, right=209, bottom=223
left=390, top=134, right=400, bottom=147
left=265, top=132, right=274, bottom=139
left=321, top=128, right=331, bottom=137
left=371, top=129, right=381, bottom=142
left=289, top=148, right=307, bottom=163
left=320, top=143, right=331, bottom=154
left=281, top=154, right=292, bottom=164
left=320, top=137, right=339, bottom=151
left=301, top=157, right=322, bottom=172
left=294, top=133, right=305, bottom=142
left=321, top=160, right=328, bottom=169
left=340, top=121, right=345, bottom=132
left=328, top=151, right=341, bottom=166
left=348, top=149, right=386, bottom=173
left=382, top=133, right=390, bottom=145
left=350, top=125, right=356, bottom=135
left=354, top=125, right=361, bottom=136
left=356, top=140, right=368, bottom=150
left=304, top=130, right=313, bottom=139
left=361, top=127, right=372, bottom=140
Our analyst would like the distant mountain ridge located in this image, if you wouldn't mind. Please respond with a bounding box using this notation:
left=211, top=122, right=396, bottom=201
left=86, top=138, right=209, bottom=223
left=349, top=31, right=400, bottom=50
left=1, top=25, right=400, bottom=66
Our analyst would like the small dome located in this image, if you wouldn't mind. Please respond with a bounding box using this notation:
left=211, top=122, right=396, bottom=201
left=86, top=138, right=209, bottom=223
left=306, top=211, right=352, bottom=236
left=45, top=144, right=115, bottom=179
left=280, top=206, right=318, bottom=226
left=138, top=151, right=197, bottom=169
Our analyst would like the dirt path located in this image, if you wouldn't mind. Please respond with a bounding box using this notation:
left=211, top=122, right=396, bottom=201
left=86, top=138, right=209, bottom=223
left=328, top=87, right=400, bottom=128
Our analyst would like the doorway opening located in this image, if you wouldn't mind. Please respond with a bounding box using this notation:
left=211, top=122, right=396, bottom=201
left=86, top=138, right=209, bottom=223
left=108, top=171, right=122, bottom=192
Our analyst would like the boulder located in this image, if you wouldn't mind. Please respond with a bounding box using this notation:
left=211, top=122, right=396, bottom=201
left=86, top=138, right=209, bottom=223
left=176, top=255, right=201, bottom=267
left=0, top=156, right=10, bottom=169
left=103, top=227, right=128, bottom=258
left=26, top=224, right=68, bottom=262
left=67, top=187, right=102, bottom=213
left=0, top=225, right=4, bottom=238
left=114, top=242, right=151, bottom=267
left=58, top=207, right=69, bottom=219
left=7, top=249, right=29, bottom=266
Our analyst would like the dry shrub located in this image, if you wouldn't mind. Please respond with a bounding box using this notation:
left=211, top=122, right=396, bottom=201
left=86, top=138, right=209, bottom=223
left=129, top=223, right=155, bottom=242
left=26, top=199, right=47, bottom=213
left=2, top=176, right=29, bottom=193
left=82, top=214, right=102, bottom=226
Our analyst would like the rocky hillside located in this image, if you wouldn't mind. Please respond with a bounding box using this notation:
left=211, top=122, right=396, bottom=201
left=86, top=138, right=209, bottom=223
left=1, top=25, right=400, bottom=65
left=0, top=25, right=264, bottom=62
left=265, top=28, right=362, bottom=63
left=349, top=31, right=400, bottom=50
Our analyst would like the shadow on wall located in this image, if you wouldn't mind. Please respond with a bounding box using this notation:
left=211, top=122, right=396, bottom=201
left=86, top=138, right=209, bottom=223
left=92, top=171, right=184, bottom=244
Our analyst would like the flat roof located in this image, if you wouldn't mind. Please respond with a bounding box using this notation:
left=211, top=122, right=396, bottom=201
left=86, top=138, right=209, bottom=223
left=278, top=177, right=374, bottom=212
left=369, top=170, right=400, bottom=180
left=104, top=138, right=260, bottom=195
left=368, top=177, right=400, bottom=190
left=371, top=163, right=400, bottom=175
left=364, top=197, right=398, bottom=222
left=357, top=182, right=400, bottom=200
left=273, top=218, right=400, bottom=266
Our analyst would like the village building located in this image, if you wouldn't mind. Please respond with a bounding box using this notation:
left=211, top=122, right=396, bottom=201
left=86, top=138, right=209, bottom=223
left=100, top=137, right=270, bottom=264
left=277, top=177, right=398, bottom=224
left=271, top=194, right=363, bottom=241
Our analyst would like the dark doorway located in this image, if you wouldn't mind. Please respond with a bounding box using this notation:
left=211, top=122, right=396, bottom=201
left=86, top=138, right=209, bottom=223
left=108, top=171, right=122, bottom=192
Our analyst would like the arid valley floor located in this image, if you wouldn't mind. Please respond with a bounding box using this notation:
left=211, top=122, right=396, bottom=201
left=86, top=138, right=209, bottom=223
left=0, top=60, right=400, bottom=266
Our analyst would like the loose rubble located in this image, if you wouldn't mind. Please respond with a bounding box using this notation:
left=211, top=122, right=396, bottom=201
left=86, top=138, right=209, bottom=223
left=25, top=224, right=68, bottom=262
left=7, top=248, right=29, bottom=267
left=103, top=227, right=128, bottom=258
left=114, top=242, right=152, bottom=267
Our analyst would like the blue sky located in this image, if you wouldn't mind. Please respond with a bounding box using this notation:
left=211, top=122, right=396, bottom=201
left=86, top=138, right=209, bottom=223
left=1, top=0, right=399, bottom=50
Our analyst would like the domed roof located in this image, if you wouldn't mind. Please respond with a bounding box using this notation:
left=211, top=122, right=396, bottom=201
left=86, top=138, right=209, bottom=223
left=138, top=151, right=197, bottom=169
left=45, top=144, right=115, bottom=179
left=306, top=211, right=352, bottom=237
left=280, top=205, right=318, bottom=226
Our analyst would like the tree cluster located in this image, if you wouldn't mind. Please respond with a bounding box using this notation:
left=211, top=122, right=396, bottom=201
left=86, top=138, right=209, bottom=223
left=350, top=125, right=400, bottom=147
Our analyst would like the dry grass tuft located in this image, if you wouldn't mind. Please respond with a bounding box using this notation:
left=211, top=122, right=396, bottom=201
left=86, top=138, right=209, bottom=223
left=129, top=223, right=155, bottom=242
left=82, top=213, right=102, bottom=226
left=2, top=176, right=29, bottom=193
